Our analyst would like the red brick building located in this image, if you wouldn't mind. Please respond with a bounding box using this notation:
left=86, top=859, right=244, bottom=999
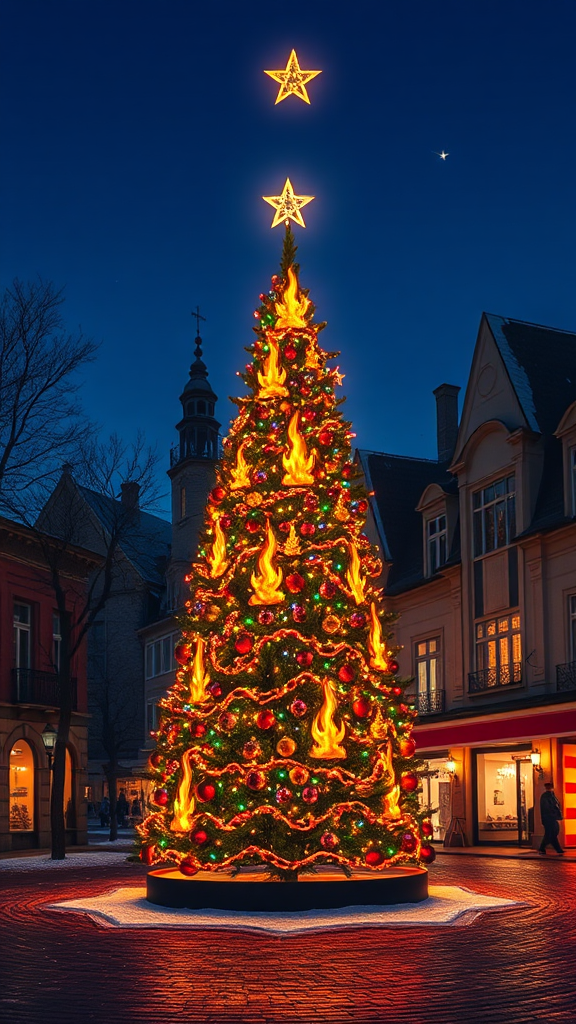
left=0, top=516, right=100, bottom=851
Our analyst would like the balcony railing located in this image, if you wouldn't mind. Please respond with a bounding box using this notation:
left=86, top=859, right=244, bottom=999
left=556, top=661, right=576, bottom=693
left=406, top=689, right=446, bottom=716
left=11, top=668, right=77, bottom=709
left=468, top=663, right=522, bottom=693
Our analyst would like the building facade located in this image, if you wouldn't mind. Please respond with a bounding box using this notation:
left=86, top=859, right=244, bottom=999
left=360, top=313, right=576, bottom=850
left=0, top=517, right=99, bottom=851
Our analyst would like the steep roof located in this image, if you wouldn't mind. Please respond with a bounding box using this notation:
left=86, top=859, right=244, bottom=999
left=78, top=486, right=171, bottom=586
left=485, top=314, right=576, bottom=436
left=358, top=450, right=457, bottom=594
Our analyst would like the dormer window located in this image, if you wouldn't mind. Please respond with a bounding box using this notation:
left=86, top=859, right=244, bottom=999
left=570, top=447, right=576, bottom=516
left=427, top=515, right=447, bottom=574
left=473, top=475, right=516, bottom=556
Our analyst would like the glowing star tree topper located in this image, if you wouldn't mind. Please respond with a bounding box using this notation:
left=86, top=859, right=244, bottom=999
left=264, top=49, right=321, bottom=104
left=137, top=228, right=434, bottom=881
left=262, top=178, right=315, bottom=229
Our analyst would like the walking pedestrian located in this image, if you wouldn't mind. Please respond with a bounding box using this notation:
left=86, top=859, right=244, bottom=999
left=99, top=796, right=110, bottom=828
left=116, top=789, right=129, bottom=827
left=538, top=781, right=564, bottom=855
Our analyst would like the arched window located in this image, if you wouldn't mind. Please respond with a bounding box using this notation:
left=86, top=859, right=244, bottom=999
left=208, top=402, right=214, bottom=416
left=9, top=739, right=35, bottom=832
left=64, top=748, right=75, bottom=829
left=186, top=401, right=195, bottom=416
left=197, top=400, right=206, bottom=416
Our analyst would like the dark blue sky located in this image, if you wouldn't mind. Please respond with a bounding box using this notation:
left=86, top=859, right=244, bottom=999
left=1, top=1, right=575, bottom=515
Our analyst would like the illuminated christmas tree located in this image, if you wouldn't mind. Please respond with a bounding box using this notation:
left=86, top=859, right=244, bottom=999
left=138, top=230, right=435, bottom=879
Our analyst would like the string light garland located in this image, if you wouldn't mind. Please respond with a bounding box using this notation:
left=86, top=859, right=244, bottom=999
left=137, top=231, right=431, bottom=879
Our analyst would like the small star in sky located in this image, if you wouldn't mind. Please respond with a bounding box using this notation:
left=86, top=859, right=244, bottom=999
left=434, top=151, right=449, bottom=161
left=264, top=50, right=322, bottom=105
left=262, top=178, right=315, bottom=229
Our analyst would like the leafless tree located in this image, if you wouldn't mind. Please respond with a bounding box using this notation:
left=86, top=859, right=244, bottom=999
left=0, top=278, right=97, bottom=509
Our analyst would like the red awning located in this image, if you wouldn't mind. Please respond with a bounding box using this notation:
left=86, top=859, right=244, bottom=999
left=413, top=707, right=576, bottom=751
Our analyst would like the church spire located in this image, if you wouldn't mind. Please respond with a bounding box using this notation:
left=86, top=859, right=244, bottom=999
left=170, top=310, right=221, bottom=468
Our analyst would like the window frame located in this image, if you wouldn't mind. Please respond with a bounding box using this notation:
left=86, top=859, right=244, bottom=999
left=52, top=612, right=62, bottom=672
left=472, top=474, right=516, bottom=558
left=145, top=633, right=179, bottom=679
left=569, top=595, right=576, bottom=662
left=414, top=636, right=442, bottom=695
left=427, top=514, right=447, bottom=575
left=474, top=612, right=522, bottom=685
left=13, top=602, right=32, bottom=670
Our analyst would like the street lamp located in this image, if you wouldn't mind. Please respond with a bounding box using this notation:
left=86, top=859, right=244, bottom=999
left=530, top=749, right=543, bottom=776
left=41, top=724, right=57, bottom=769
left=445, top=755, right=457, bottom=776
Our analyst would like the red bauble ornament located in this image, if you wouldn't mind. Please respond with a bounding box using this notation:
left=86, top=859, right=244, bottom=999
left=278, top=521, right=291, bottom=533
left=245, top=770, right=266, bottom=791
left=208, top=681, right=222, bottom=698
left=174, top=643, right=192, bottom=665
left=319, top=580, right=337, bottom=599
left=192, top=830, right=208, bottom=846
left=141, top=844, right=156, bottom=865
left=179, top=858, right=199, bottom=876
left=152, top=788, right=169, bottom=807
left=256, top=709, right=276, bottom=730
left=284, top=344, right=297, bottom=360
left=392, top=686, right=402, bottom=696
left=349, top=612, right=366, bottom=628
left=400, top=772, right=419, bottom=792
left=341, top=464, right=354, bottom=479
left=296, top=650, right=313, bottom=667
left=318, top=429, right=334, bottom=446
left=320, top=831, right=339, bottom=850
left=220, top=515, right=232, bottom=529
left=338, top=664, right=356, bottom=683
left=243, top=738, right=262, bottom=760
left=196, top=781, right=217, bottom=802
left=388, top=660, right=400, bottom=675
left=286, top=573, right=305, bottom=594
left=299, top=384, right=311, bottom=397
left=292, top=605, right=307, bottom=623
left=357, top=499, right=369, bottom=513
left=275, top=786, right=292, bottom=804
left=420, top=844, right=436, bottom=865
left=365, top=850, right=385, bottom=867
left=246, top=519, right=261, bottom=533
left=258, top=609, right=275, bottom=625
left=352, top=697, right=371, bottom=717
left=210, top=486, right=226, bottom=504
left=218, top=711, right=237, bottom=731
left=401, top=831, right=418, bottom=853
left=304, top=492, right=319, bottom=510
left=399, top=737, right=416, bottom=757
left=302, top=785, right=319, bottom=804
left=302, top=408, right=316, bottom=423
left=191, top=721, right=207, bottom=738
left=421, top=819, right=434, bottom=838
left=271, top=274, right=280, bottom=286
left=235, top=634, right=253, bottom=655
left=290, top=699, right=307, bottom=717
left=300, top=522, right=316, bottom=537
left=326, top=486, right=341, bottom=499
left=149, top=751, right=163, bottom=769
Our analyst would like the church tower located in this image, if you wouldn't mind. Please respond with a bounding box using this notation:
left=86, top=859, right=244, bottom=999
left=166, top=325, right=220, bottom=610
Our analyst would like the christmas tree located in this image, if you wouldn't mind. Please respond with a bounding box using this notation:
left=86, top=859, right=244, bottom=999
left=10, top=803, right=32, bottom=830
left=138, top=230, right=435, bottom=879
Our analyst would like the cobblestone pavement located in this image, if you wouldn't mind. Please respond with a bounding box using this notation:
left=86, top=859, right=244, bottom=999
left=0, top=856, right=574, bottom=1024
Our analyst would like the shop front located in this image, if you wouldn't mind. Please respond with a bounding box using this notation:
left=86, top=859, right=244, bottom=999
left=473, top=745, right=534, bottom=846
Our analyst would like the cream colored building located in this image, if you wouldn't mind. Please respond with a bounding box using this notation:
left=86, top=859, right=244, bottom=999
left=360, top=313, right=576, bottom=849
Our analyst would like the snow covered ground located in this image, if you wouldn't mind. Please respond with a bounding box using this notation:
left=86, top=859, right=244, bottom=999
left=0, top=851, right=132, bottom=871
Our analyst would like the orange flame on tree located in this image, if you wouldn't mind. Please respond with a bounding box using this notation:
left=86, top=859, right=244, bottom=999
left=257, top=338, right=288, bottom=398
left=383, top=784, right=401, bottom=820
left=207, top=516, right=228, bottom=578
left=282, top=411, right=315, bottom=486
left=230, top=440, right=252, bottom=490
left=170, top=749, right=195, bottom=832
left=189, top=637, right=210, bottom=703
left=311, top=678, right=347, bottom=759
left=368, top=601, right=388, bottom=670
left=249, top=520, right=285, bottom=605
left=284, top=522, right=301, bottom=555
left=274, top=265, right=311, bottom=328
left=346, top=542, right=366, bottom=604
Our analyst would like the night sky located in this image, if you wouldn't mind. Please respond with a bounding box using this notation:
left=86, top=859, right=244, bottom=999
left=1, top=1, right=575, bottom=515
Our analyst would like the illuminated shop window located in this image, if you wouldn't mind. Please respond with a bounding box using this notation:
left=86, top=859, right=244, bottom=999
left=9, top=740, right=34, bottom=832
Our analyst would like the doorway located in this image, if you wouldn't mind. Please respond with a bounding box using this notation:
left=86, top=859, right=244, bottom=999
left=474, top=747, right=534, bottom=846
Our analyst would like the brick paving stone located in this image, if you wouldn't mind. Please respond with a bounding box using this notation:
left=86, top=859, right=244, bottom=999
left=0, top=857, right=574, bottom=1024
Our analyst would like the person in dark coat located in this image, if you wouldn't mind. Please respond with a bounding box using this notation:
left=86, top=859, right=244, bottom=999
left=538, top=782, right=564, bottom=855
left=116, top=790, right=129, bottom=827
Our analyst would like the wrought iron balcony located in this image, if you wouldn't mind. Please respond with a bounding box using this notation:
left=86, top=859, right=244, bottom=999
left=406, top=689, right=446, bottom=716
left=556, top=660, right=576, bottom=693
left=468, top=663, right=522, bottom=693
left=11, top=668, right=77, bottom=709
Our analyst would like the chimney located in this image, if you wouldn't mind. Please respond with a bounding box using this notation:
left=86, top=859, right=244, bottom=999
left=121, top=481, right=140, bottom=510
left=433, top=384, right=460, bottom=463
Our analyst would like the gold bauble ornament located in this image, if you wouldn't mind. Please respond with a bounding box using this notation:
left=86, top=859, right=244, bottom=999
left=289, top=766, right=309, bottom=786
left=245, top=492, right=263, bottom=507
left=205, top=604, right=220, bottom=622
left=276, top=737, right=297, bottom=757
left=322, top=614, right=341, bottom=634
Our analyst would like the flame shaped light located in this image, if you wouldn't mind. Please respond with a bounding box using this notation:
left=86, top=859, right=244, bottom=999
left=257, top=338, right=288, bottom=398
left=274, top=265, right=311, bottom=328
left=230, top=440, right=252, bottom=490
left=368, top=601, right=388, bottom=670
left=249, top=520, right=285, bottom=605
left=383, top=783, right=401, bottom=820
left=170, top=749, right=195, bottom=832
left=207, top=516, right=229, bottom=578
left=310, top=678, right=347, bottom=759
left=284, top=522, right=301, bottom=555
left=282, top=411, right=315, bottom=486
left=346, top=542, right=366, bottom=605
left=189, top=637, right=210, bottom=703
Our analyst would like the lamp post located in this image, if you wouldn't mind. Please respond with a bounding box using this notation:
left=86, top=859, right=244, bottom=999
left=41, top=723, right=57, bottom=770
left=530, top=749, right=544, bottom=777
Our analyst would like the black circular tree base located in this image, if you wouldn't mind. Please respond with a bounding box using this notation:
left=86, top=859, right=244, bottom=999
left=146, top=865, right=428, bottom=911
